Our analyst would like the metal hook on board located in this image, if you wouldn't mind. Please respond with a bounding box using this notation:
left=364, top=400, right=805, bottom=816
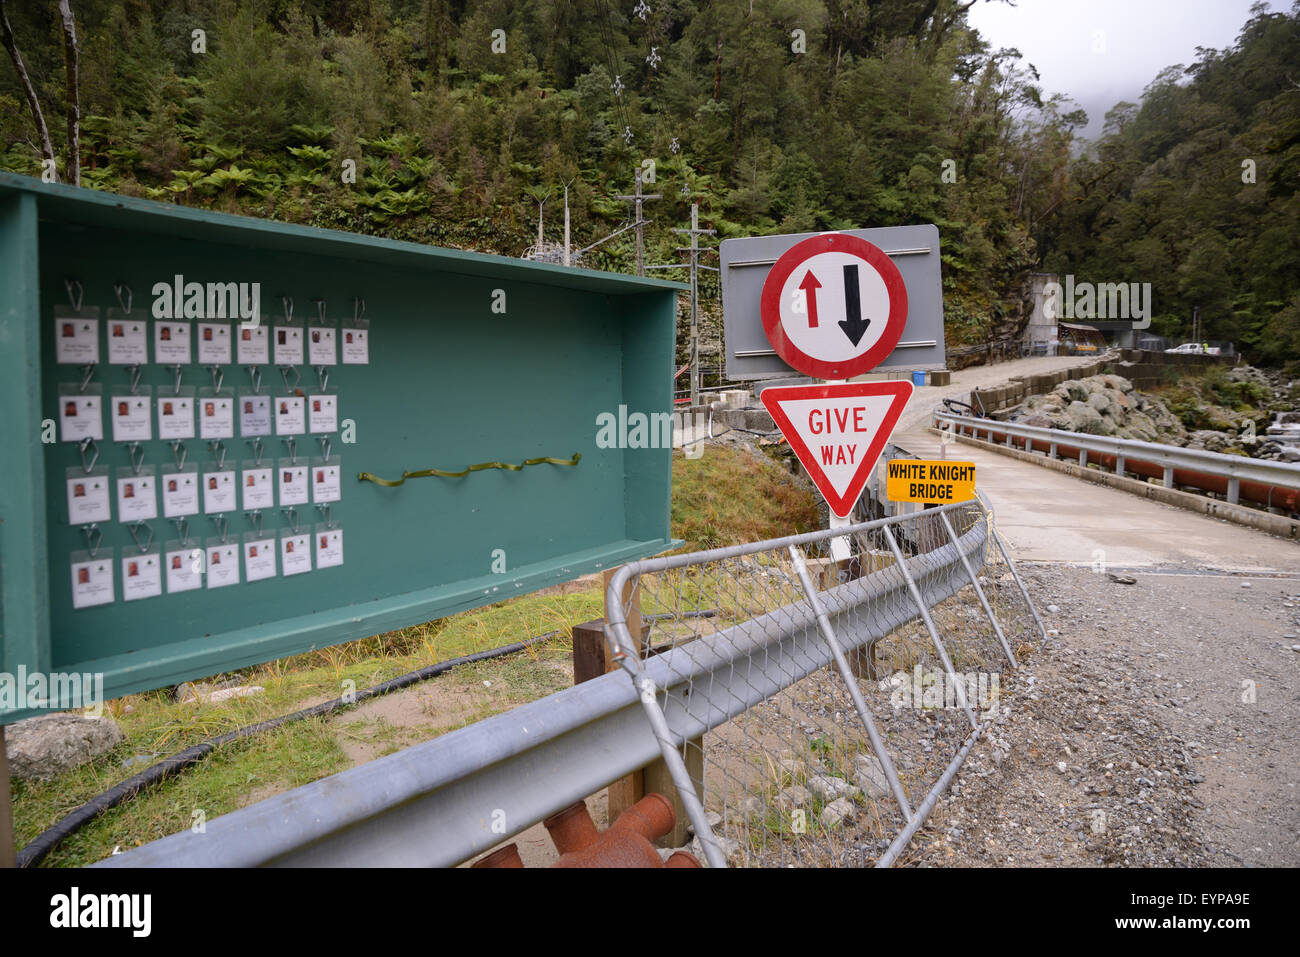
left=170, top=440, right=187, bottom=471
left=81, top=522, right=103, bottom=558
left=209, top=440, right=227, bottom=470
left=209, top=365, right=224, bottom=392
left=281, top=296, right=293, bottom=324
left=126, top=441, right=145, bottom=475
left=64, top=278, right=84, bottom=312
left=78, top=436, right=100, bottom=474
left=247, top=365, right=263, bottom=394
left=352, top=297, right=366, bottom=322
left=210, top=513, right=229, bottom=544
left=128, top=520, right=153, bottom=554
left=245, top=509, right=263, bottom=537
left=282, top=436, right=298, bottom=465
left=113, top=282, right=133, bottom=315
left=279, top=365, right=301, bottom=391
left=280, top=507, right=300, bottom=534
left=78, top=362, right=96, bottom=393
left=246, top=436, right=265, bottom=466
left=171, top=364, right=183, bottom=393
left=318, top=436, right=332, bottom=461
left=314, top=503, right=336, bottom=529
left=128, top=363, right=143, bottom=395
left=316, top=366, right=329, bottom=391
left=314, top=298, right=327, bottom=324
left=170, top=517, right=191, bottom=545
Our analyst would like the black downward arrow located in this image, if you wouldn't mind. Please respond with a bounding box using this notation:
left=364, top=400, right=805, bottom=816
left=838, top=263, right=871, bottom=346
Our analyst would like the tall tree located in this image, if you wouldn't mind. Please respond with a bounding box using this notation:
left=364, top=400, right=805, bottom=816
left=0, top=0, right=55, bottom=174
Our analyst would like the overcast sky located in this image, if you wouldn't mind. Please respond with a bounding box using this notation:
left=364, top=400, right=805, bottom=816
left=965, top=0, right=1288, bottom=140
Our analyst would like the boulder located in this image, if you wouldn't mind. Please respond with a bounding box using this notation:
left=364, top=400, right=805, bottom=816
left=820, top=798, right=857, bottom=829
left=808, top=772, right=861, bottom=803
left=777, top=785, right=811, bottom=811
left=1063, top=401, right=1106, bottom=434
left=5, top=713, right=123, bottom=781
left=854, top=753, right=892, bottom=799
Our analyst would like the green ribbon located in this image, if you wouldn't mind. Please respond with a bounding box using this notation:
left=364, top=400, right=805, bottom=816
left=358, top=452, right=582, bottom=487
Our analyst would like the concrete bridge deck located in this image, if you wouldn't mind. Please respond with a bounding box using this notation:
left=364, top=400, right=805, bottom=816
left=889, top=359, right=1298, bottom=574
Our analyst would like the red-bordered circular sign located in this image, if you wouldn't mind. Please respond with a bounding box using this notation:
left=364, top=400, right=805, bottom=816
left=759, top=233, right=909, bottom=380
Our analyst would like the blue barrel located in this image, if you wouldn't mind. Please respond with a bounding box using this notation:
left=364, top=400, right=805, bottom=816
left=911, top=370, right=927, bottom=387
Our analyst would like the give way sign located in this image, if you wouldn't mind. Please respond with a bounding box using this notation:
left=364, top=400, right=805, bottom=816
left=761, top=381, right=912, bottom=517
left=759, top=232, right=909, bottom=380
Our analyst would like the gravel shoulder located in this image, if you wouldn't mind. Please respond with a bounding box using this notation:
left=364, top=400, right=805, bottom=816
left=904, top=563, right=1300, bottom=868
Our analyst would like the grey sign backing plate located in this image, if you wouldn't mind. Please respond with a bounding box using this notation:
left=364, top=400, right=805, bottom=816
left=721, top=225, right=945, bottom=380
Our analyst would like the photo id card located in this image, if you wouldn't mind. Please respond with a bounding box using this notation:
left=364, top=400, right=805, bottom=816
left=274, top=324, right=304, bottom=366
left=243, top=535, right=277, bottom=582
left=59, top=390, right=104, bottom=443
left=162, top=469, right=200, bottom=518
left=241, top=466, right=274, bottom=510
left=202, top=469, right=237, bottom=513
left=312, top=460, right=341, bottom=503
left=71, top=553, right=115, bottom=609
left=157, top=392, right=195, bottom=441
left=197, top=322, right=232, bottom=365
left=117, top=467, right=158, bottom=521
left=111, top=391, right=152, bottom=443
left=308, top=325, right=337, bottom=365
left=236, top=322, right=269, bottom=365
left=66, top=468, right=112, bottom=524
left=275, top=394, right=306, bottom=435
left=278, top=461, right=309, bottom=506
left=280, top=532, right=311, bottom=576
left=206, top=540, right=241, bottom=589
left=122, top=548, right=163, bottom=602
left=165, top=546, right=204, bottom=593
left=308, top=393, right=338, bottom=434
left=154, top=321, right=192, bottom=364
left=239, top=393, right=272, bottom=437
left=315, top=525, right=344, bottom=569
left=55, top=307, right=100, bottom=365
left=106, top=310, right=148, bottom=365
left=341, top=324, right=369, bottom=364
left=198, top=393, right=235, bottom=440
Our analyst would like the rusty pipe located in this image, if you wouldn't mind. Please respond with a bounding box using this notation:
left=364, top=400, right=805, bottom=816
left=471, top=843, right=524, bottom=868
left=548, top=794, right=702, bottom=868
left=542, top=800, right=602, bottom=855
left=664, top=850, right=703, bottom=867
left=964, top=426, right=1299, bottom=513
left=609, top=792, right=676, bottom=843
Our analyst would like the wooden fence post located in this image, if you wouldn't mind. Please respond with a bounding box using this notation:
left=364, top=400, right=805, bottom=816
left=1, top=726, right=15, bottom=867
left=570, top=569, right=703, bottom=849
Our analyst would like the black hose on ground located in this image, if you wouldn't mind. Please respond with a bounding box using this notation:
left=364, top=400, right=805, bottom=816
left=17, top=631, right=559, bottom=868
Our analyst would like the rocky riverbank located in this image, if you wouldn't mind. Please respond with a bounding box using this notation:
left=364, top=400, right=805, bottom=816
left=1013, top=366, right=1299, bottom=462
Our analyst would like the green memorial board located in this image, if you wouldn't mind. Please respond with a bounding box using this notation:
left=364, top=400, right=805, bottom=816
left=0, top=172, right=681, bottom=723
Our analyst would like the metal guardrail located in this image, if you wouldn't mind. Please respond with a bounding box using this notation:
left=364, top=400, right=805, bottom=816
left=603, top=497, right=1044, bottom=868
left=98, top=501, right=1024, bottom=869
left=934, top=408, right=1300, bottom=509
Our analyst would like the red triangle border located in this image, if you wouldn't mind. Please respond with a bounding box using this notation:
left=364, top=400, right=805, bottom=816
left=760, top=381, right=913, bottom=517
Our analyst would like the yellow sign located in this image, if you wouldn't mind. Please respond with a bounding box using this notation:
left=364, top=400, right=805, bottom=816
left=886, top=459, right=976, bottom=504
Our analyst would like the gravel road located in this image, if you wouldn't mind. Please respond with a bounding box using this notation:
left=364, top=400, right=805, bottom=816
left=903, top=562, right=1300, bottom=868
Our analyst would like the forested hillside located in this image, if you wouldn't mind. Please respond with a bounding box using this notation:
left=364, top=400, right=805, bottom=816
left=1, top=1, right=1296, bottom=364
left=1037, top=5, right=1300, bottom=364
